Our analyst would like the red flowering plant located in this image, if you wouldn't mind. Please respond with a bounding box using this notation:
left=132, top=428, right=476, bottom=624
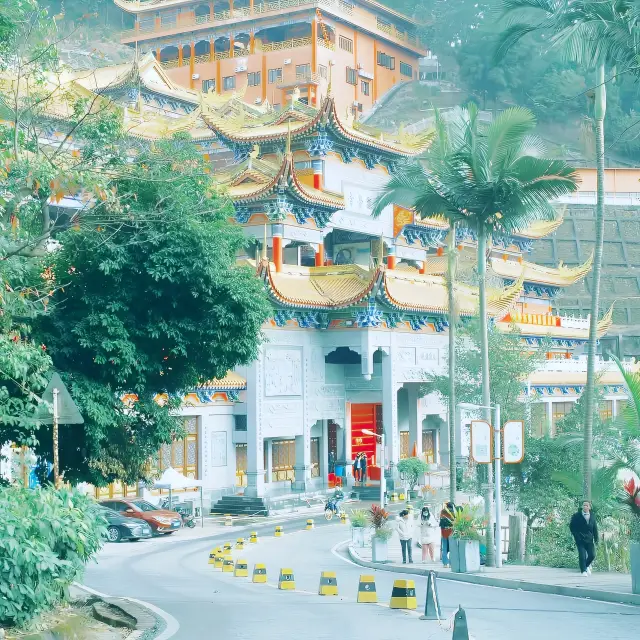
left=368, top=504, right=393, bottom=541
left=623, top=477, right=640, bottom=541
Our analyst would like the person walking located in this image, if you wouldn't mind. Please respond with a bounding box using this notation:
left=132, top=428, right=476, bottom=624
left=360, top=453, right=367, bottom=484
left=569, top=500, right=599, bottom=576
left=397, top=509, right=414, bottom=564
left=420, top=505, right=439, bottom=562
left=439, top=501, right=455, bottom=568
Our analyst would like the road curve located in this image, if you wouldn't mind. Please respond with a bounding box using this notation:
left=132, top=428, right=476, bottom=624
left=84, top=518, right=640, bottom=640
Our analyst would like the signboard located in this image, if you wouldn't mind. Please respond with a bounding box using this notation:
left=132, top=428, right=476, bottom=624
left=393, top=204, right=414, bottom=237
left=503, top=420, right=525, bottom=464
left=470, top=420, right=492, bottom=464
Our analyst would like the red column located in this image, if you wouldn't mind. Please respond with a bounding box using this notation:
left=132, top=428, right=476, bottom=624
left=312, top=160, right=323, bottom=190
left=386, top=246, right=396, bottom=270
left=189, top=42, right=195, bottom=88
left=273, top=233, right=283, bottom=273
left=178, top=45, right=183, bottom=67
left=419, top=261, right=426, bottom=274
left=315, top=244, right=324, bottom=267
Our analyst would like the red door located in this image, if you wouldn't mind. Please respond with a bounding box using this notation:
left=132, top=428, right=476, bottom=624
left=351, top=403, right=381, bottom=480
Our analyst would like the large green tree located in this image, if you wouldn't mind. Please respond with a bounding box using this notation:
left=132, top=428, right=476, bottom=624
left=496, top=0, right=639, bottom=500
left=373, top=104, right=578, bottom=565
left=19, top=135, right=271, bottom=485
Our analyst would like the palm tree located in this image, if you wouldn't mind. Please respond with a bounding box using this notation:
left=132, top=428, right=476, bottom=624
left=495, top=0, right=639, bottom=503
left=373, top=104, right=578, bottom=566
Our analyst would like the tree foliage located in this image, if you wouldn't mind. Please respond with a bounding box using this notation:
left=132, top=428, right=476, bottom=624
left=396, top=456, right=429, bottom=490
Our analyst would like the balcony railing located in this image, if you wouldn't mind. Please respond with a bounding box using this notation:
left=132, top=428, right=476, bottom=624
left=120, top=0, right=427, bottom=52
left=261, top=35, right=312, bottom=52
left=276, top=71, right=322, bottom=86
left=160, top=50, right=233, bottom=68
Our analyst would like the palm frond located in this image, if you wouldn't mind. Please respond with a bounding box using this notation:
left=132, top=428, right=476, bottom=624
left=487, top=107, right=537, bottom=173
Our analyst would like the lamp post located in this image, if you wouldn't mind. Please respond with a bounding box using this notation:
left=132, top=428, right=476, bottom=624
left=362, top=429, right=385, bottom=509
left=458, top=402, right=502, bottom=569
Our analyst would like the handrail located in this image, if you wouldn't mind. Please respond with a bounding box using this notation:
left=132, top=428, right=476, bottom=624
left=261, top=36, right=312, bottom=52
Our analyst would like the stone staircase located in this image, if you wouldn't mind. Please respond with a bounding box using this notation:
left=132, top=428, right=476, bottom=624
left=210, top=495, right=269, bottom=517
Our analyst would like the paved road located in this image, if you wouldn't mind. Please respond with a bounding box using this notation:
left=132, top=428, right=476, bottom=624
left=84, top=518, right=640, bottom=640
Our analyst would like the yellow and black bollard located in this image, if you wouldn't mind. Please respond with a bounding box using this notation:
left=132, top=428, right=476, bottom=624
left=252, top=563, right=267, bottom=583
left=249, top=531, right=258, bottom=544
left=275, top=525, right=283, bottom=537
left=390, top=492, right=398, bottom=503
left=223, top=542, right=233, bottom=554
left=399, top=492, right=406, bottom=501
left=225, top=514, right=233, bottom=526
left=318, top=571, right=338, bottom=596
left=278, top=568, right=295, bottom=590
left=236, top=537, right=245, bottom=550
left=222, top=555, right=235, bottom=573
left=306, top=519, right=314, bottom=530
left=389, top=579, right=417, bottom=610
left=208, top=549, right=217, bottom=565
left=214, top=553, right=224, bottom=570
left=357, top=575, right=377, bottom=603
left=340, top=512, right=347, bottom=524
left=234, top=559, right=249, bottom=577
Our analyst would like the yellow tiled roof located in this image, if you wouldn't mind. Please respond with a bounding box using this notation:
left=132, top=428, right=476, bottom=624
left=263, top=262, right=378, bottom=309
left=198, top=371, right=247, bottom=390
left=490, top=254, right=592, bottom=287
left=513, top=214, right=564, bottom=239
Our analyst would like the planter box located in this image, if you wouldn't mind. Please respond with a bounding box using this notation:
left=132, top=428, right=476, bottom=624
left=408, top=490, right=418, bottom=499
left=372, top=537, right=389, bottom=562
left=450, top=538, right=481, bottom=573
left=351, top=526, right=366, bottom=548
left=632, top=541, right=640, bottom=595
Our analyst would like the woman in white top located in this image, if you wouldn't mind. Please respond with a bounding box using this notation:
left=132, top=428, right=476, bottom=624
left=397, top=509, right=414, bottom=564
left=419, top=505, right=439, bottom=562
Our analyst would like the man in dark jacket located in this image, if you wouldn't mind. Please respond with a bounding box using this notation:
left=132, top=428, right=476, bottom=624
left=569, top=501, right=599, bottom=575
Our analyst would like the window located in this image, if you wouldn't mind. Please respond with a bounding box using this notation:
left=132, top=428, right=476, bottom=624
left=361, top=80, right=370, bottom=95
left=599, top=399, right=614, bottom=421
left=400, top=431, right=409, bottom=459
left=272, top=439, right=296, bottom=482
left=248, top=71, right=261, bottom=87
left=400, top=61, right=413, bottom=77
left=235, top=443, right=247, bottom=487
left=377, top=51, right=395, bottom=70
left=339, top=35, right=353, bottom=52
left=154, top=417, right=199, bottom=482
left=223, top=76, right=236, bottom=91
left=268, top=67, right=282, bottom=84
left=346, top=67, right=357, bottom=85
left=296, top=63, right=311, bottom=78
left=551, top=401, right=575, bottom=434
left=202, top=78, right=215, bottom=93
left=318, top=64, right=328, bottom=79
left=311, top=437, right=320, bottom=478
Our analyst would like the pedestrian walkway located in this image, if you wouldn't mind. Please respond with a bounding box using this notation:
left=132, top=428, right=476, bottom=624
left=350, top=532, right=639, bottom=606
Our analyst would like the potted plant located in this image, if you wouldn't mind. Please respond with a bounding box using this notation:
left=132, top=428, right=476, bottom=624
left=349, top=509, right=368, bottom=548
left=368, top=504, right=391, bottom=563
left=623, top=478, right=640, bottom=594
left=449, top=505, right=484, bottom=573
left=396, top=457, right=429, bottom=500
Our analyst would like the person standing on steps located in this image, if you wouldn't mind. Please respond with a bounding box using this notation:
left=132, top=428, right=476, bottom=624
left=397, top=509, right=414, bottom=564
left=439, top=501, right=455, bottom=568
left=569, top=500, right=599, bottom=576
left=360, top=453, right=367, bottom=485
left=352, top=454, right=361, bottom=484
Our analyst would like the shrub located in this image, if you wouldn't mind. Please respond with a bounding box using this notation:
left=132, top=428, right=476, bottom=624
left=349, top=509, right=369, bottom=528
left=527, top=508, right=576, bottom=569
left=451, top=505, right=485, bottom=541
left=373, top=524, right=394, bottom=542
left=0, top=486, right=106, bottom=628
left=396, top=457, right=429, bottom=490
left=368, top=504, right=390, bottom=532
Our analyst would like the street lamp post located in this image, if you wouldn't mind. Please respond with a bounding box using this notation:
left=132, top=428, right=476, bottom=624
left=362, top=429, right=385, bottom=509
left=458, top=402, right=502, bottom=568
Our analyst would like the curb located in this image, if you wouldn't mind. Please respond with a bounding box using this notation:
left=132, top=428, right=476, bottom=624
left=347, top=546, right=640, bottom=607
left=74, top=583, right=179, bottom=639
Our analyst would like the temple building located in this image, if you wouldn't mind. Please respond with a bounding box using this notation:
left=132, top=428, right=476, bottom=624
left=113, top=0, right=427, bottom=116
left=1, top=49, right=637, bottom=510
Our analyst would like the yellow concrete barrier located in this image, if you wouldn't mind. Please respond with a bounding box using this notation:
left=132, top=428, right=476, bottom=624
left=278, top=568, right=295, bottom=590
left=399, top=492, right=406, bottom=501
left=236, top=537, right=244, bottom=550
left=252, top=563, right=267, bottom=583
left=306, top=519, right=314, bottom=530
left=357, top=575, right=377, bottom=603
left=390, top=492, right=398, bottom=502
left=275, top=525, right=283, bottom=537
left=208, top=549, right=217, bottom=565
left=222, top=555, right=235, bottom=573
left=234, top=559, right=249, bottom=577
left=223, top=542, right=233, bottom=553
left=390, top=579, right=417, bottom=609
left=214, top=554, right=224, bottom=570
left=340, top=512, right=347, bottom=524
left=249, top=531, right=258, bottom=543
left=318, top=571, right=338, bottom=596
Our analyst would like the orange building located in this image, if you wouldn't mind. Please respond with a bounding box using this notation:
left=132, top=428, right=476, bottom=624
left=114, top=0, right=427, bottom=115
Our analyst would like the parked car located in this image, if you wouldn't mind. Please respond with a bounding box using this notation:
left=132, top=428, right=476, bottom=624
left=99, top=506, right=153, bottom=543
left=99, top=498, right=182, bottom=535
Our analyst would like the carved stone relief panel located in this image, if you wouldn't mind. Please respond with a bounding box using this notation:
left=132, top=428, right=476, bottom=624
left=417, top=348, right=439, bottom=365
left=264, top=347, right=302, bottom=397
left=262, top=400, right=304, bottom=437
left=396, top=347, right=416, bottom=366
left=308, top=347, right=325, bottom=383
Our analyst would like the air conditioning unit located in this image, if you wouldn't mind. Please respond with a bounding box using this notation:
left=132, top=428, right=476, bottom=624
left=254, top=98, right=262, bottom=104
left=191, top=73, right=200, bottom=80
left=284, top=58, right=292, bottom=65
left=359, top=70, right=374, bottom=80
left=235, top=63, right=248, bottom=72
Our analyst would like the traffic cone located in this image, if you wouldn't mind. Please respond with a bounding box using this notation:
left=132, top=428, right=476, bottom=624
left=452, top=606, right=470, bottom=640
left=419, top=570, right=441, bottom=620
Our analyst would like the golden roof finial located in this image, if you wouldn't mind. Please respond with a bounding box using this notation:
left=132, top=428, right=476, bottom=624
left=262, top=224, right=268, bottom=260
